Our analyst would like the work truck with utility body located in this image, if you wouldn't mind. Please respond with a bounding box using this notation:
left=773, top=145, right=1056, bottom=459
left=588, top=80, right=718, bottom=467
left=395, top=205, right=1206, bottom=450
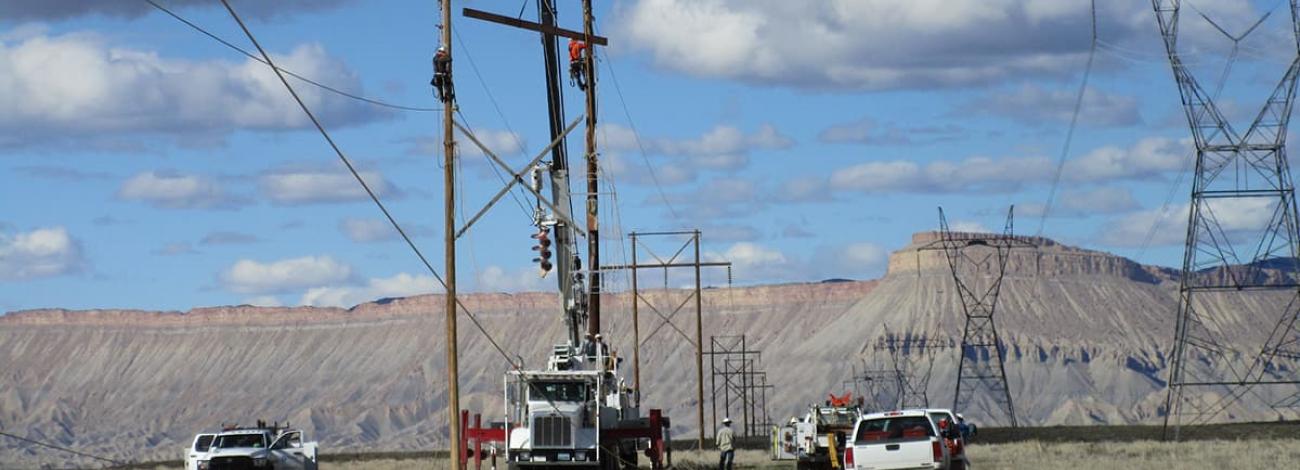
left=843, top=410, right=950, bottom=470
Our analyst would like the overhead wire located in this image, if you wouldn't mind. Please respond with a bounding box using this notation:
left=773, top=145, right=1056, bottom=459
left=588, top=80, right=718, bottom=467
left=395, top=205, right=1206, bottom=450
left=144, top=0, right=440, bottom=113
left=1035, top=0, right=1097, bottom=236
left=0, top=430, right=125, bottom=467
left=215, top=0, right=523, bottom=370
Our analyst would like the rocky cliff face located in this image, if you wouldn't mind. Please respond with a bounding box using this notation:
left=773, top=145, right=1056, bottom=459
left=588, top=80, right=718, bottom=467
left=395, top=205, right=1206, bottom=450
left=3, top=233, right=1298, bottom=467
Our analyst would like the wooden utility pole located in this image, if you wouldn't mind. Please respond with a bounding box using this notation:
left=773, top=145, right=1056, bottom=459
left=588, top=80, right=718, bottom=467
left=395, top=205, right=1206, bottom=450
left=442, top=0, right=462, bottom=468
left=582, top=0, right=601, bottom=340
left=630, top=233, right=641, bottom=406
left=693, top=230, right=705, bottom=450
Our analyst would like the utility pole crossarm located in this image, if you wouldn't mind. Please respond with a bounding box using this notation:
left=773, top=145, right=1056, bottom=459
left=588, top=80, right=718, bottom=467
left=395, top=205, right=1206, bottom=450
left=463, top=8, right=609, bottom=45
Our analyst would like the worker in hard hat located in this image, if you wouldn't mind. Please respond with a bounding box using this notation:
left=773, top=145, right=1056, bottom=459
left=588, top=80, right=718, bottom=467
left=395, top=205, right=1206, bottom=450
left=716, top=417, right=735, bottom=470
left=568, top=39, right=588, bottom=90
left=431, top=46, right=454, bottom=103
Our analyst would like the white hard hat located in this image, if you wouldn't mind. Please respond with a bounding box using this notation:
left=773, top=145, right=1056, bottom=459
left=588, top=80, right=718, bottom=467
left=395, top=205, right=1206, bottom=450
left=437, top=46, right=447, bottom=53
left=723, top=417, right=732, bottom=424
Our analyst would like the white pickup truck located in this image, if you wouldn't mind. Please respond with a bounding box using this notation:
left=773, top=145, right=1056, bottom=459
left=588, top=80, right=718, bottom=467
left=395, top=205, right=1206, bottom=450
left=188, top=425, right=319, bottom=470
left=843, top=410, right=949, bottom=470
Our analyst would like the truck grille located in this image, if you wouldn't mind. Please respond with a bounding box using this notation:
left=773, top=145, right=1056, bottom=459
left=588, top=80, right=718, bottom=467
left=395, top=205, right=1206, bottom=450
left=533, top=415, right=572, bottom=447
left=209, top=456, right=256, bottom=470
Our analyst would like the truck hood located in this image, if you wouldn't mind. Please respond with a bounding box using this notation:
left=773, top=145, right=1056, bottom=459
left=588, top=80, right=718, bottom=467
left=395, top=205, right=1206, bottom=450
left=207, top=448, right=270, bottom=457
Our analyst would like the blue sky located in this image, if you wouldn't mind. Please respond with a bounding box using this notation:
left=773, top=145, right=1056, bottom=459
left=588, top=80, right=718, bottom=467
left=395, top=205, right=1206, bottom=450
left=1, top=0, right=1297, bottom=312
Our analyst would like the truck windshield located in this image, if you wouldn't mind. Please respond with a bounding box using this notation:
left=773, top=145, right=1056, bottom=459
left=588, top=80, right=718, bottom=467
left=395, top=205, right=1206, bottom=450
left=854, top=416, right=934, bottom=444
left=213, top=434, right=265, bottom=448
left=533, top=381, right=587, bottom=401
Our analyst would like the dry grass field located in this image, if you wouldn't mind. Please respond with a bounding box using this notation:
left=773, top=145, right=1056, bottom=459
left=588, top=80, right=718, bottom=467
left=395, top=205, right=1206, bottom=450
left=295, top=441, right=1300, bottom=470
left=234, top=440, right=1300, bottom=470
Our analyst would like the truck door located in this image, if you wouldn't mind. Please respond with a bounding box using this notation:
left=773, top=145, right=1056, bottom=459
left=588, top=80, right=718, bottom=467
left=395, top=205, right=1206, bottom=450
left=269, top=431, right=308, bottom=470
left=187, top=434, right=215, bottom=470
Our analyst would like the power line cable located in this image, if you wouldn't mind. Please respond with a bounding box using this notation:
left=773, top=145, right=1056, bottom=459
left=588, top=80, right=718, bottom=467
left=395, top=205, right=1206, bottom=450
left=1036, top=0, right=1097, bottom=236
left=215, top=0, right=522, bottom=370
left=145, top=0, right=440, bottom=113
left=0, top=430, right=125, bottom=467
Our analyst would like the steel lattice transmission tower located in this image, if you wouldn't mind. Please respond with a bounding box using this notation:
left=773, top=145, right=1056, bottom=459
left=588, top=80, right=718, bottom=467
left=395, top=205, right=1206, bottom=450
left=932, top=207, right=1032, bottom=428
left=1154, top=0, right=1300, bottom=438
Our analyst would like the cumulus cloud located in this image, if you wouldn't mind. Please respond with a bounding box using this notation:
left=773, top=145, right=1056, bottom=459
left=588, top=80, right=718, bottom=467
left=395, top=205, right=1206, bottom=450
left=962, top=85, right=1142, bottom=127
left=0, top=33, right=387, bottom=148
left=117, top=171, right=243, bottom=209
left=613, top=0, right=1146, bottom=90
left=1063, top=137, right=1187, bottom=182
left=0, top=0, right=353, bottom=21
left=219, top=255, right=353, bottom=294
left=259, top=167, right=398, bottom=205
left=0, top=227, right=86, bottom=281
left=299, top=272, right=440, bottom=307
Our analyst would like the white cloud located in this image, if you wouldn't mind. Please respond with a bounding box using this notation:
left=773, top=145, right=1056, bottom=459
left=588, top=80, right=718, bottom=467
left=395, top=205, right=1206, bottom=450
left=0, top=33, right=387, bottom=148
left=0, top=227, right=86, bottom=281
left=964, top=85, right=1142, bottom=127
left=830, top=156, right=1053, bottom=194
left=613, top=0, right=1161, bottom=90
left=601, top=123, right=791, bottom=182
left=0, top=0, right=353, bottom=21
left=1063, top=137, right=1188, bottom=182
left=299, top=272, right=440, bottom=307
left=338, top=217, right=395, bottom=243
left=819, top=118, right=966, bottom=146
left=829, top=137, right=1189, bottom=195
left=474, top=266, right=547, bottom=293
left=725, top=242, right=789, bottom=269
left=1096, top=198, right=1277, bottom=248
left=117, top=171, right=240, bottom=209
left=809, top=242, right=889, bottom=280
left=219, top=255, right=353, bottom=294
left=405, top=129, right=526, bottom=158
left=948, top=221, right=991, bottom=233
left=259, top=167, right=397, bottom=205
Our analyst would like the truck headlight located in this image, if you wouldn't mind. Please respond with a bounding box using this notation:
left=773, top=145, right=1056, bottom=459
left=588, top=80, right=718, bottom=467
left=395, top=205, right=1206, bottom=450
left=197, top=461, right=210, bottom=470
left=253, top=457, right=268, bottom=467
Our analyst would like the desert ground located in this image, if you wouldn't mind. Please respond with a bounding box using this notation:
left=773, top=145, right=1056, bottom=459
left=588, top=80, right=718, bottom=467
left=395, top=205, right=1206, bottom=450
left=120, top=441, right=1300, bottom=470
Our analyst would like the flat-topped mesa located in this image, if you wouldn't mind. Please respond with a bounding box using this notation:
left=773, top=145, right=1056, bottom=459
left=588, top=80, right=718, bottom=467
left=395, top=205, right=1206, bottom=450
left=885, top=231, right=1175, bottom=283
left=0, top=280, right=875, bottom=327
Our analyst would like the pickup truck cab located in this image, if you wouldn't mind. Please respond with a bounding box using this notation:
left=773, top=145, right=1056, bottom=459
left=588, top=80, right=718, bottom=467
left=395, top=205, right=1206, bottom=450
left=844, top=410, right=949, bottom=470
left=915, top=409, right=967, bottom=470
left=186, top=433, right=216, bottom=470
left=197, top=426, right=318, bottom=470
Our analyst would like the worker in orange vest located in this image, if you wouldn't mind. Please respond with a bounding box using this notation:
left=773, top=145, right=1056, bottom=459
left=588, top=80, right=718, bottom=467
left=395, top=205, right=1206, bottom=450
left=569, top=39, right=588, bottom=90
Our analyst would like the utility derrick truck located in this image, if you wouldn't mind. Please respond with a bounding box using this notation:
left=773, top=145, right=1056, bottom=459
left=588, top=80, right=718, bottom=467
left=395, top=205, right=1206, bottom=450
left=792, top=393, right=862, bottom=470
left=457, top=4, right=671, bottom=469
